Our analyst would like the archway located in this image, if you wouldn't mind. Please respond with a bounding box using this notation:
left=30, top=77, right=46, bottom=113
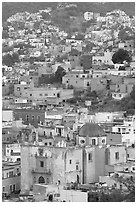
left=38, top=176, right=45, bottom=184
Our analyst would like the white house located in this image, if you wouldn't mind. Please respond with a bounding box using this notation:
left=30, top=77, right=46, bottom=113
left=112, top=92, right=128, bottom=100
left=2, top=109, right=13, bottom=122
left=92, top=50, right=114, bottom=66
left=5, top=143, right=21, bottom=162
left=84, top=12, right=94, bottom=21
left=112, top=116, right=135, bottom=146
left=94, top=112, right=124, bottom=124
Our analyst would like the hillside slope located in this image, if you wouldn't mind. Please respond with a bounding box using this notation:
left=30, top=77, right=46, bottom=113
left=2, top=2, right=135, bottom=23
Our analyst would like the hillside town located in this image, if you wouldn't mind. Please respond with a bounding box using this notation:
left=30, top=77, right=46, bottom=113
left=2, top=2, right=135, bottom=202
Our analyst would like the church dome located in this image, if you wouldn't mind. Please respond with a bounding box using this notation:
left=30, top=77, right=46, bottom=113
left=79, top=123, right=106, bottom=137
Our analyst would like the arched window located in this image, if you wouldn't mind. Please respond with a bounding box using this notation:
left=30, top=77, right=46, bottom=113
left=39, top=176, right=45, bottom=184
left=98, top=59, right=102, bottom=64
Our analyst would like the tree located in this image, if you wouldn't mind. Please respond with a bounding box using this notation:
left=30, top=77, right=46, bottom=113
left=54, top=66, right=66, bottom=83
left=75, top=33, right=84, bottom=41
left=88, top=192, right=99, bottom=202
left=112, top=49, right=132, bottom=64
left=29, top=57, right=35, bottom=64
left=12, top=53, right=19, bottom=63
left=86, top=90, right=97, bottom=98
left=34, top=21, right=41, bottom=29
left=2, top=45, right=13, bottom=53
left=115, top=176, right=135, bottom=202
left=66, top=98, right=77, bottom=104
left=130, top=85, right=135, bottom=100
left=80, top=54, right=92, bottom=69
left=69, top=49, right=81, bottom=56
left=56, top=54, right=68, bottom=62
left=118, top=27, right=135, bottom=41
left=83, top=42, right=94, bottom=53
left=2, top=53, right=19, bottom=67
left=41, top=12, right=51, bottom=20
left=2, top=30, right=9, bottom=39
left=118, top=85, right=135, bottom=115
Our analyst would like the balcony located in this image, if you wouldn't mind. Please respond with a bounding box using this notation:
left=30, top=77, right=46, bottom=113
left=31, top=168, right=51, bottom=174
left=35, top=152, right=49, bottom=158
left=2, top=173, right=21, bottom=180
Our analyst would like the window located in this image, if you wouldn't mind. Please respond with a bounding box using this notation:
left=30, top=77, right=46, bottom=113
left=87, top=82, right=90, bottom=86
left=45, top=143, right=47, bottom=146
left=13, top=184, right=16, bottom=192
left=39, top=93, right=42, bottom=96
left=2, top=187, right=5, bottom=192
left=17, top=87, right=20, bottom=91
left=88, top=152, right=92, bottom=161
left=115, top=152, right=119, bottom=160
left=17, top=158, right=21, bottom=161
left=118, top=128, right=121, bottom=133
left=69, top=160, right=72, bottom=164
left=102, top=139, right=105, bottom=143
left=49, top=142, right=52, bottom=146
left=45, top=93, right=48, bottom=96
left=9, top=171, right=13, bottom=177
left=127, top=154, right=129, bottom=158
left=80, top=139, right=85, bottom=144
left=44, top=131, right=46, bottom=136
left=32, top=115, right=35, bottom=121
left=39, top=176, right=45, bottom=183
left=30, top=94, right=32, bottom=96
left=37, top=115, right=40, bottom=122
left=114, top=94, right=116, bottom=97
left=57, top=93, right=60, bottom=98
left=92, top=139, right=96, bottom=145
left=119, top=94, right=121, bottom=97
left=76, top=165, right=79, bottom=170
left=76, top=75, right=78, bottom=78
left=40, top=161, right=44, bottom=167
left=9, top=185, right=12, bottom=192
left=26, top=115, right=29, bottom=121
